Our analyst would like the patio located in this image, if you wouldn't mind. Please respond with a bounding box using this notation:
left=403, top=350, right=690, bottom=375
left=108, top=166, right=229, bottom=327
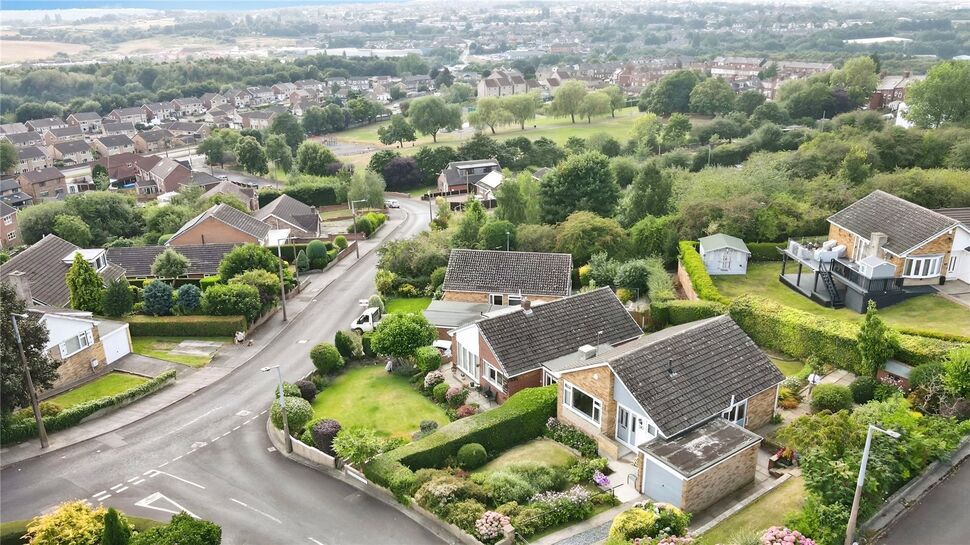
left=437, top=361, right=497, bottom=410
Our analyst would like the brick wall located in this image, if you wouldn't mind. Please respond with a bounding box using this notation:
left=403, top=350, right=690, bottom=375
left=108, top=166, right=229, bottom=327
left=744, top=385, right=777, bottom=430
left=681, top=443, right=758, bottom=513
left=442, top=291, right=562, bottom=305
left=49, top=328, right=109, bottom=389
left=557, top=365, right=621, bottom=459
left=504, top=369, right=542, bottom=402
left=168, top=217, right=259, bottom=246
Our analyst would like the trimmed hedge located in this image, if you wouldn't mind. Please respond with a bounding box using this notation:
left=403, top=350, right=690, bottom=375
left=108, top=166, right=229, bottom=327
left=728, top=295, right=958, bottom=370
left=0, top=370, right=176, bottom=445
left=123, top=315, right=246, bottom=337
left=259, top=182, right=340, bottom=207
left=678, top=241, right=728, bottom=304
left=747, top=242, right=785, bottom=262
left=364, top=385, right=557, bottom=501
left=649, top=299, right=725, bottom=329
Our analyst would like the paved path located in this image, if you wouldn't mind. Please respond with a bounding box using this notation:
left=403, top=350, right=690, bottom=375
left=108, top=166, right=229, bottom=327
left=2, top=199, right=443, bottom=545
left=878, top=457, right=970, bottom=545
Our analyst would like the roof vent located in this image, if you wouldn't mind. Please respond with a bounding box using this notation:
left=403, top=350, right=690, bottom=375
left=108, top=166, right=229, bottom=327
left=578, top=344, right=597, bottom=360
left=667, top=358, right=677, bottom=378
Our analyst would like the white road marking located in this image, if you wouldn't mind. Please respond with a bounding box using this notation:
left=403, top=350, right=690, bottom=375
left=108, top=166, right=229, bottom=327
left=221, top=431, right=230, bottom=437
left=127, top=477, right=140, bottom=483
left=172, top=455, right=183, bottom=461
left=186, top=449, right=197, bottom=455
left=135, top=492, right=199, bottom=519
left=232, top=426, right=240, bottom=431
left=298, top=339, right=308, bottom=344
left=94, top=494, right=111, bottom=501
left=236, top=409, right=252, bottom=417
left=132, top=479, right=146, bottom=485
left=267, top=446, right=277, bottom=452
left=308, top=539, right=325, bottom=545
left=144, top=470, right=206, bottom=489
left=93, top=490, right=107, bottom=497
left=230, top=498, right=282, bottom=524
left=110, top=483, right=124, bottom=491
left=191, top=441, right=207, bottom=449
left=115, top=486, right=129, bottom=493
left=171, top=406, right=222, bottom=433
left=157, top=461, right=169, bottom=468
left=211, top=436, right=221, bottom=442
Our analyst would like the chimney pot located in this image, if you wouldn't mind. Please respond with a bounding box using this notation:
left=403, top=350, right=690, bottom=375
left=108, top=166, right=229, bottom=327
left=520, top=297, right=531, bottom=311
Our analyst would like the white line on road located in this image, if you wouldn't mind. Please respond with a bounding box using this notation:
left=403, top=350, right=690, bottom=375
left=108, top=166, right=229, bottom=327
left=232, top=426, right=240, bottom=431
left=230, top=498, right=282, bottom=524
left=110, top=483, right=124, bottom=491
left=221, top=431, right=230, bottom=437
left=115, top=486, right=128, bottom=493
left=172, top=406, right=222, bottom=433
left=186, top=449, right=197, bottom=455
left=93, top=490, right=107, bottom=497
left=211, top=436, right=220, bottom=442
left=132, top=479, right=146, bottom=485
left=128, top=477, right=140, bottom=483
left=93, top=494, right=111, bottom=501
left=308, top=538, right=325, bottom=545
left=157, top=461, right=169, bottom=468
left=136, top=492, right=200, bottom=519
left=144, top=470, right=206, bottom=489
left=172, top=455, right=183, bottom=461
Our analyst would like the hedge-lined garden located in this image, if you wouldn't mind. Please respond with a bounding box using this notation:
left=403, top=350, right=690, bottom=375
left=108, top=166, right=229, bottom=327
left=0, top=370, right=176, bottom=445
left=123, top=315, right=247, bottom=337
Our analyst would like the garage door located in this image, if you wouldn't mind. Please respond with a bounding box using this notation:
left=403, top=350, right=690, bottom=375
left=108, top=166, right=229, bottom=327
left=642, top=456, right=684, bottom=507
left=101, top=325, right=132, bottom=364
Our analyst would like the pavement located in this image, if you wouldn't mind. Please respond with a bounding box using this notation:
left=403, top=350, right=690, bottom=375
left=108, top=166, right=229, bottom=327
left=877, top=456, right=970, bottom=545
left=0, top=198, right=444, bottom=545
left=935, top=279, right=970, bottom=309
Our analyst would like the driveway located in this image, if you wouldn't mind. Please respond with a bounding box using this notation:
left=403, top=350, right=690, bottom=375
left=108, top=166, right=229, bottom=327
left=878, top=458, right=970, bottom=545
left=936, top=280, right=970, bottom=309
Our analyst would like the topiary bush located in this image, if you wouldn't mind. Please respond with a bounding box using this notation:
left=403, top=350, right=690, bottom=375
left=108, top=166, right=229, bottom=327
left=850, top=376, right=879, bottom=404
left=270, top=396, right=313, bottom=432
left=310, top=342, right=344, bottom=374
left=457, top=443, right=487, bottom=470
left=175, top=283, right=202, bottom=313
left=306, top=239, right=330, bottom=269
left=649, top=299, right=725, bottom=329
left=143, top=281, right=174, bottom=316
left=811, top=384, right=854, bottom=413
left=415, top=345, right=443, bottom=374
left=310, top=418, right=342, bottom=455
left=430, top=267, right=447, bottom=289
left=608, top=507, right=657, bottom=542
left=334, top=330, right=358, bottom=360
left=334, top=235, right=348, bottom=250
left=295, top=380, right=318, bottom=401
left=433, top=382, right=450, bottom=403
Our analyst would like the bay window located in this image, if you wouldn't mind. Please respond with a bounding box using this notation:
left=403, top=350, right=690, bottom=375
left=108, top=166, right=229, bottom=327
left=903, top=255, right=943, bottom=279
left=563, top=381, right=602, bottom=425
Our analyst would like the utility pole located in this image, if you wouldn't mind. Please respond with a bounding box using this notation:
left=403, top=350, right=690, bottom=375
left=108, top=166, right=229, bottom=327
left=11, top=314, right=48, bottom=448
left=350, top=199, right=367, bottom=259
left=262, top=365, right=292, bottom=453
left=275, top=244, right=288, bottom=322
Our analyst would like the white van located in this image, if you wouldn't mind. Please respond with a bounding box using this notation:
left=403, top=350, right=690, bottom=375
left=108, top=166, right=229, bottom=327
left=351, top=307, right=383, bottom=334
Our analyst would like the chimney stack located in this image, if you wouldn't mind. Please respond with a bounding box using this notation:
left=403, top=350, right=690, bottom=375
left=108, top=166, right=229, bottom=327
left=5, top=271, right=32, bottom=305
left=869, top=232, right=888, bottom=258
left=521, top=297, right=532, bottom=315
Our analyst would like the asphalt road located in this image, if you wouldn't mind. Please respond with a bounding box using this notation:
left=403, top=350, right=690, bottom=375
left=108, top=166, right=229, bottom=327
left=0, top=198, right=443, bottom=545
left=878, top=458, right=970, bottom=545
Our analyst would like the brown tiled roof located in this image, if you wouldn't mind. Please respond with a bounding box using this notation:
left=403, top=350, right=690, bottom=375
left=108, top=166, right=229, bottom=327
left=0, top=235, right=124, bottom=307
left=19, top=167, right=64, bottom=184
left=444, top=249, right=572, bottom=297
left=477, top=288, right=641, bottom=376
left=170, top=203, right=269, bottom=243
left=254, top=194, right=318, bottom=234
left=107, top=243, right=237, bottom=277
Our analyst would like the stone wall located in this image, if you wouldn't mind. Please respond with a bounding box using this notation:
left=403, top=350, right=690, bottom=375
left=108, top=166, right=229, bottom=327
left=829, top=224, right=859, bottom=259
left=681, top=442, right=758, bottom=513
left=744, top=385, right=778, bottom=430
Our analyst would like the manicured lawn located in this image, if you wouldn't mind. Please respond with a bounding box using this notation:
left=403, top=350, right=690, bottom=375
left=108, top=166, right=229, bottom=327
left=47, top=372, right=148, bottom=408
left=768, top=354, right=804, bottom=377
left=310, top=365, right=448, bottom=439
left=713, top=262, right=970, bottom=338
left=473, top=438, right=579, bottom=474
left=130, top=336, right=229, bottom=368
left=696, top=477, right=806, bottom=545
left=385, top=297, right=433, bottom=315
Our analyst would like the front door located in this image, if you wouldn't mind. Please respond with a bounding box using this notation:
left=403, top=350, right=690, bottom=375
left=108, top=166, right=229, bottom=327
left=719, top=251, right=731, bottom=271
left=616, top=405, right=642, bottom=449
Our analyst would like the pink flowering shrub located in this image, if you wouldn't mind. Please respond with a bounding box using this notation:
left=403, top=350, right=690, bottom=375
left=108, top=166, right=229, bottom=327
left=445, top=386, right=469, bottom=407
left=423, top=371, right=444, bottom=389
left=631, top=537, right=694, bottom=545
left=760, top=526, right=816, bottom=545
left=456, top=404, right=478, bottom=418
left=475, top=511, right=510, bottom=542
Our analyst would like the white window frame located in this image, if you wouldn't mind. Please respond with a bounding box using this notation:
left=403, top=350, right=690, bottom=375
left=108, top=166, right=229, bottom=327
left=507, top=294, right=522, bottom=306
left=854, top=234, right=870, bottom=260
left=456, top=344, right=479, bottom=382
left=489, top=293, right=503, bottom=306
left=3, top=215, right=12, bottom=225
left=721, top=399, right=748, bottom=426
left=949, top=255, right=959, bottom=274
left=563, top=381, right=602, bottom=426
left=484, top=361, right=506, bottom=391
left=6, top=231, right=16, bottom=241
left=60, top=329, right=94, bottom=358
left=902, top=255, right=943, bottom=279
left=542, top=369, right=557, bottom=386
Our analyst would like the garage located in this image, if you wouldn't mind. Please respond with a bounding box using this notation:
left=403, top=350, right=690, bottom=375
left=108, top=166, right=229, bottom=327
left=98, top=321, right=132, bottom=364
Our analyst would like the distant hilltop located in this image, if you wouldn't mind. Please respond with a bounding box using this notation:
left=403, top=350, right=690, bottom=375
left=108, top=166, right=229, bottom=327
left=1, top=0, right=388, bottom=11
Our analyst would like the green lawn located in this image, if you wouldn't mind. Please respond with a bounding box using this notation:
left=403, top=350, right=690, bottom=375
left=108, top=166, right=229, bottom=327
left=696, top=477, right=806, bottom=545
left=768, top=354, right=804, bottom=377
left=713, top=262, right=970, bottom=338
left=47, top=372, right=148, bottom=409
left=473, top=438, right=579, bottom=474
left=385, top=297, right=433, bottom=315
left=310, top=366, right=448, bottom=439
left=130, top=336, right=229, bottom=368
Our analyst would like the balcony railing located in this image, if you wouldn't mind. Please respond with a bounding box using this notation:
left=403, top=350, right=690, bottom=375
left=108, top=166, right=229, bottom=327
left=829, top=259, right=904, bottom=294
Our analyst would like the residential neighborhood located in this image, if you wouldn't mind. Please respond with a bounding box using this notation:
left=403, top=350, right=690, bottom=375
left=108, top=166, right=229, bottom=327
left=1, top=1, right=969, bottom=545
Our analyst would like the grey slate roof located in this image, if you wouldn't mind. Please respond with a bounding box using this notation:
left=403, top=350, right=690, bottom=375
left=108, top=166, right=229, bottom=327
left=828, top=190, right=959, bottom=255
left=96, top=134, right=134, bottom=148
left=53, top=141, right=91, bottom=154
left=170, top=203, right=270, bottom=243
left=0, top=201, right=16, bottom=217
left=423, top=300, right=494, bottom=329
left=107, top=243, right=237, bottom=277
left=0, top=235, right=124, bottom=307
left=443, top=249, right=572, bottom=297
left=477, top=288, right=642, bottom=376
left=254, top=194, right=318, bottom=234
left=935, top=208, right=970, bottom=226
left=640, top=418, right=761, bottom=477
left=588, top=316, right=783, bottom=437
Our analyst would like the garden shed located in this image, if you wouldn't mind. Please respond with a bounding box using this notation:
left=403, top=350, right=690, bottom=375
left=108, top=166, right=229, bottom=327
left=698, top=234, right=750, bottom=276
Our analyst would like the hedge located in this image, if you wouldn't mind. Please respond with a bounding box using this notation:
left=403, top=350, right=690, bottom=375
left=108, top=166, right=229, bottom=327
left=123, top=315, right=246, bottom=337
left=127, top=277, right=201, bottom=289
left=277, top=242, right=334, bottom=264
left=364, top=385, right=557, bottom=501
left=728, top=295, right=959, bottom=371
left=678, top=241, right=728, bottom=304
left=259, top=181, right=340, bottom=207
left=1, top=370, right=176, bottom=445
left=649, top=299, right=726, bottom=329
left=747, top=242, right=785, bottom=262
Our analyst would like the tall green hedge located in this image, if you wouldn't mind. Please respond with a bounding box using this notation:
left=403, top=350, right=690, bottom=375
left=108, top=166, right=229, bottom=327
left=0, top=370, right=176, bottom=445
left=649, top=300, right=726, bottom=329
left=364, top=385, right=557, bottom=501
left=259, top=182, right=340, bottom=207
left=747, top=242, right=785, bottom=262
left=123, top=315, right=246, bottom=337
left=728, top=295, right=959, bottom=371
left=678, top=241, right=729, bottom=304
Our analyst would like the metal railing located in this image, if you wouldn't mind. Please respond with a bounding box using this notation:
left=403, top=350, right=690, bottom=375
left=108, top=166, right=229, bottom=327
left=829, top=259, right=904, bottom=293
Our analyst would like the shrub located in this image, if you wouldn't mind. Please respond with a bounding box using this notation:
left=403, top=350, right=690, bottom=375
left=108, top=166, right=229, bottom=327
left=505, top=462, right=567, bottom=492
left=650, top=299, right=725, bottom=328
left=332, top=426, right=390, bottom=466
left=368, top=294, right=385, bottom=313
left=270, top=395, right=313, bottom=432
left=446, top=386, right=469, bottom=408
left=608, top=508, right=657, bottom=542
left=747, top=242, right=785, bottom=261
left=415, top=345, right=443, bottom=374
left=306, top=239, right=331, bottom=269
left=679, top=241, right=728, bottom=304
left=645, top=258, right=675, bottom=302
left=335, top=330, right=359, bottom=360
left=477, top=470, right=534, bottom=504
left=433, top=382, right=450, bottom=403
left=334, top=235, right=348, bottom=250
left=430, top=267, right=447, bottom=289
left=414, top=419, right=439, bottom=440
left=310, top=418, right=341, bottom=455
left=361, top=332, right=376, bottom=356
left=457, top=443, right=487, bottom=470
left=143, top=281, right=174, bottom=316
left=545, top=417, right=599, bottom=457
left=567, top=457, right=609, bottom=483
left=281, top=382, right=301, bottom=397
left=310, top=342, right=344, bottom=374
left=199, top=275, right=221, bottom=291
left=811, top=384, right=854, bottom=413
left=295, top=380, right=318, bottom=401
left=456, top=404, right=478, bottom=418
left=910, top=362, right=944, bottom=391
left=446, top=499, right=487, bottom=533
left=201, top=283, right=261, bottom=324
left=850, top=376, right=879, bottom=404
left=353, top=215, right=375, bottom=236
left=364, top=386, right=557, bottom=500
left=424, top=370, right=445, bottom=390
left=761, top=526, right=816, bottom=545
left=122, top=315, right=246, bottom=337
left=475, top=511, right=510, bottom=542
left=229, top=269, right=281, bottom=312
left=175, top=284, right=202, bottom=313
left=12, top=401, right=63, bottom=421
left=129, top=513, right=222, bottom=545
left=23, top=501, right=106, bottom=545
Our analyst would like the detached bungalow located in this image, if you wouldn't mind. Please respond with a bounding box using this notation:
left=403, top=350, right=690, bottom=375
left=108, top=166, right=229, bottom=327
left=167, top=203, right=284, bottom=247
left=442, top=248, right=572, bottom=305
left=35, top=309, right=132, bottom=391
left=254, top=194, right=320, bottom=237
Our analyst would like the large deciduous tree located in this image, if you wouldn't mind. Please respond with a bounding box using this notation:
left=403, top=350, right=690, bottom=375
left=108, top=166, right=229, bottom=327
left=408, top=96, right=461, bottom=143
left=295, top=141, right=338, bottom=176
left=265, top=134, right=294, bottom=174
left=830, top=56, right=879, bottom=106
left=495, top=171, right=541, bottom=225
left=603, top=85, right=626, bottom=117
left=382, top=156, right=423, bottom=190
left=371, top=313, right=436, bottom=360
left=620, top=163, right=672, bottom=227
left=347, top=169, right=386, bottom=208
left=0, top=140, right=18, bottom=174
left=502, top=94, right=539, bottom=129
left=577, top=92, right=612, bottom=123
left=268, top=111, right=305, bottom=152
left=1, top=282, right=59, bottom=412
left=377, top=115, right=417, bottom=147
left=235, top=136, right=269, bottom=176
left=555, top=211, right=628, bottom=265
left=151, top=248, right=189, bottom=280
left=906, top=61, right=970, bottom=127
left=469, top=97, right=513, bottom=134
left=689, top=77, right=736, bottom=115
left=547, top=81, right=588, bottom=123
left=539, top=151, right=620, bottom=223
left=639, top=70, right=701, bottom=116
left=52, top=214, right=92, bottom=247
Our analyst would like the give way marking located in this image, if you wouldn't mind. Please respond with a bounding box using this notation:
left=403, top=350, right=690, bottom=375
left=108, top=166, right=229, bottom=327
left=135, top=492, right=200, bottom=519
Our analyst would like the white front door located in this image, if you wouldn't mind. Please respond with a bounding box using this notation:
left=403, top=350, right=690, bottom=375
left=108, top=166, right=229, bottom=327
left=616, top=405, right=643, bottom=449
left=719, top=251, right=731, bottom=271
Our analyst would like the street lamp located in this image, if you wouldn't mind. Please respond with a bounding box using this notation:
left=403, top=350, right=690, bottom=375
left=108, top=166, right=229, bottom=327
left=10, top=313, right=49, bottom=448
left=261, top=365, right=292, bottom=453
left=844, top=424, right=901, bottom=545
left=350, top=199, right=367, bottom=259
left=274, top=242, right=289, bottom=322
left=505, top=231, right=510, bottom=252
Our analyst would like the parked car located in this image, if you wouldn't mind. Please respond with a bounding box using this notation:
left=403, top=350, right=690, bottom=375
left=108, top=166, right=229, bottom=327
left=351, top=306, right=383, bottom=334
left=384, top=199, right=400, bottom=208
